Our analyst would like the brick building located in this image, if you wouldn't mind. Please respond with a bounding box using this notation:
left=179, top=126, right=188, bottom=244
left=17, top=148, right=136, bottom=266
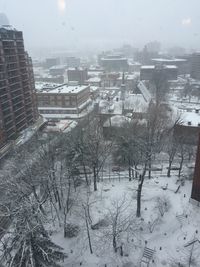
left=0, top=26, right=38, bottom=147
left=37, top=84, right=91, bottom=119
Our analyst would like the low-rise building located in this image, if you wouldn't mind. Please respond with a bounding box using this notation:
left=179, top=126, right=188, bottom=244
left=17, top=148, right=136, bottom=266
left=64, top=57, right=80, bottom=68
left=174, top=110, right=200, bottom=144
left=49, top=65, right=66, bottom=76
left=45, top=58, right=60, bottom=68
left=36, top=84, right=91, bottom=119
left=140, top=65, right=178, bottom=81
left=100, top=55, right=129, bottom=72
left=151, top=58, right=188, bottom=74
left=86, top=77, right=102, bottom=87
left=67, top=68, right=88, bottom=85
left=191, top=52, right=200, bottom=80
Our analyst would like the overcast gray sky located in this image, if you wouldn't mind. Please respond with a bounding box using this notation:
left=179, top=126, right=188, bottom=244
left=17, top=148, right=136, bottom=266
left=1, top=0, right=200, bottom=51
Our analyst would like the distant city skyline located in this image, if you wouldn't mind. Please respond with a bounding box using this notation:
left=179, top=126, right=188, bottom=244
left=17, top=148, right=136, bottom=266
left=1, top=0, right=200, bottom=56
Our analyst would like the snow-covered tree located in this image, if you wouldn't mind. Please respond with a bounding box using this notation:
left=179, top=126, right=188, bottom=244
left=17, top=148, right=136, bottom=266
left=1, top=201, right=66, bottom=267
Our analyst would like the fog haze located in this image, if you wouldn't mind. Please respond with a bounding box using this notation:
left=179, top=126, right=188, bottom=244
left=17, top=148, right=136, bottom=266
left=1, top=0, right=200, bottom=52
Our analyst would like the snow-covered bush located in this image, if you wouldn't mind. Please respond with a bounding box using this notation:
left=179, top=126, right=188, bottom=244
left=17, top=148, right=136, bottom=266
left=155, top=196, right=171, bottom=217
left=91, top=218, right=109, bottom=230
left=64, top=223, right=80, bottom=238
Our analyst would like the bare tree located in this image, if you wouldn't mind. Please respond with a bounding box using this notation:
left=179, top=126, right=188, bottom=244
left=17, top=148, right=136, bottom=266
left=104, top=196, right=134, bottom=253
left=74, top=118, right=112, bottom=191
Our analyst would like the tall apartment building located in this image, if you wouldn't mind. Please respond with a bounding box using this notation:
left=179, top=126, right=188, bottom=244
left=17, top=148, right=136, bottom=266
left=191, top=52, right=200, bottom=80
left=0, top=26, right=38, bottom=147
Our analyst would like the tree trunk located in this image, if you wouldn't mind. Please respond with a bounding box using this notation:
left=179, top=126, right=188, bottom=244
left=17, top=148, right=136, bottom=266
left=113, top=235, right=117, bottom=252
left=93, top=166, right=97, bottom=191
left=136, top=170, right=146, bottom=217
left=136, top=182, right=142, bottom=217
left=84, top=206, right=93, bottom=254
left=128, top=158, right=131, bottom=181
left=148, top=159, right=151, bottom=179
left=178, top=156, right=184, bottom=177
left=83, top=161, right=89, bottom=186
left=167, top=160, right=173, bottom=177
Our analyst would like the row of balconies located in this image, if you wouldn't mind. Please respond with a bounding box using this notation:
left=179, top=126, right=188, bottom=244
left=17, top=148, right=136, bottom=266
left=0, top=32, right=22, bottom=41
left=5, top=55, right=18, bottom=62
left=16, top=118, right=27, bottom=132
left=2, top=41, right=15, bottom=48
left=0, top=96, right=9, bottom=105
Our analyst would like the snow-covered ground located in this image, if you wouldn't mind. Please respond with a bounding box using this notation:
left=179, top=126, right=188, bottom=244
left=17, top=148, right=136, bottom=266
left=49, top=169, right=200, bottom=267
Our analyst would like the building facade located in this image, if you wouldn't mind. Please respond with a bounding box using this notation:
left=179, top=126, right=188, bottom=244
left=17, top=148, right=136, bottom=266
left=100, top=55, right=129, bottom=72
left=191, top=52, right=200, bottom=80
left=191, top=134, right=200, bottom=203
left=36, top=84, right=91, bottom=119
left=0, top=26, right=38, bottom=147
left=67, top=68, right=88, bottom=85
left=140, top=65, right=178, bottom=81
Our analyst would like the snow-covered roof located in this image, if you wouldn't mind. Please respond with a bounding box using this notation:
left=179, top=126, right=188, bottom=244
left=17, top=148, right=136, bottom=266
left=35, top=82, right=60, bottom=91
left=45, top=120, right=77, bottom=133
left=90, top=86, right=99, bottom=92
left=152, top=58, right=187, bottom=63
left=180, top=111, right=200, bottom=127
left=67, top=67, right=86, bottom=71
left=137, top=81, right=152, bottom=103
left=50, top=65, right=67, bottom=70
left=124, top=93, right=148, bottom=113
left=87, top=77, right=101, bottom=83
left=141, top=65, right=155, bottom=69
left=103, top=115, right=131, bottom=127
left=165, top=65, right=178, bottom=69
left=101, top=57, right=127, bottom=61
left=88, top=71, right=103, bottom=77
left=0, top=25, right=17, bottom=31
left=117, top=74, right=137, bottom=80
left=38, top=84, right=89, bottom=94
left=141, top=65, right=177, bottom=70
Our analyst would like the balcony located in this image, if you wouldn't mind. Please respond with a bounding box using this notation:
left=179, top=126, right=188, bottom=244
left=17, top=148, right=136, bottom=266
left=0, top=98, right=9, bottom=105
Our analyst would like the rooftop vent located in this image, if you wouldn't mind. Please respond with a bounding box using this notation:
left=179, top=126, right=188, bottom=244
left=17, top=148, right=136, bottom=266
left=188, top=121, right=192, bottom=126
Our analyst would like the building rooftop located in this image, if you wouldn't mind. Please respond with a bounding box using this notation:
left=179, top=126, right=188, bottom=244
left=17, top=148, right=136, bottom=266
left=87, top=77, right=101, bottom=83
left=101, top=57, right=127, bottom=61
left=141, top=65, right=155, bottom=69
left=152, top=58, right=187, bottom=63
left=0, top=25, right=17, bottom=31
left=165, top=65, right=178, bottom=69
left=38, top=84, right=89, bottom=94
left=45, top=120, right=77, bottom=133
left=141, top=65, right=177, bottom=70
left=50, top=65, right=67, bottom=70
left=35, top=82, right=61, bottom=91
left=180, top=111, right=200, bottom=127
